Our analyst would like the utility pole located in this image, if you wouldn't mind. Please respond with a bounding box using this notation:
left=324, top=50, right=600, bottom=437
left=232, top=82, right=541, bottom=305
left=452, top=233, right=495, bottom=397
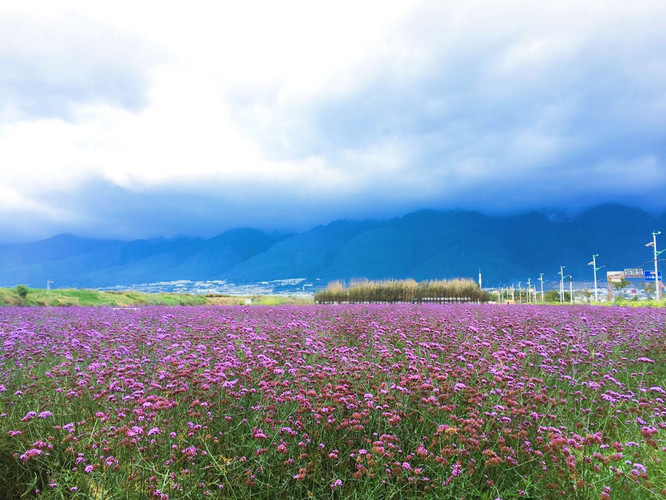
left=558, top=266, right=566, bottom=303
left=647, top=231, right=663, bottom=301
left=587, top=255, right=605, bottom=302
left=538, top=273, right=544, bottom=302
left=518, top=281, right=522, bottom=304
left=588, top=254, right=599, bottom=302
left=526, top=278, right=532, bottom=303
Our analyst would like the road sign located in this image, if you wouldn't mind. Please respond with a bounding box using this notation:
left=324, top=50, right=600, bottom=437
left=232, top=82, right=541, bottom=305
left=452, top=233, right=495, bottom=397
left=624, top=268, right=643, bottom=278
left=644, top=270, right=663, bottom=281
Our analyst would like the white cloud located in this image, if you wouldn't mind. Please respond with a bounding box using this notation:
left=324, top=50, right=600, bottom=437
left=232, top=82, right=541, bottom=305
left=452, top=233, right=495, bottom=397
left=1, top=0, right=665, bottom=240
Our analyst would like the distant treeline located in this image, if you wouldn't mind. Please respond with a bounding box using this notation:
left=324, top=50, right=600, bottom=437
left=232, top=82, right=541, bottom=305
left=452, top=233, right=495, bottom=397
left=315, top=278, right=490, bottom=303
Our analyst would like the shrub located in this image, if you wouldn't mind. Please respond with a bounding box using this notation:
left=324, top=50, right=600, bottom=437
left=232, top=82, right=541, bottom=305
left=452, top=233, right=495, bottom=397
left=15, top=285, right=29, bottom=299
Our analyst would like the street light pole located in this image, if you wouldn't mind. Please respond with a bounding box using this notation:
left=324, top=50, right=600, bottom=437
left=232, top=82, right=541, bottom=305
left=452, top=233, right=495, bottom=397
left=589, top=254, right=599, bottom=302
left=558, top=266, right=566, bottom=303
left=647, top=231, right=663, bottom=301
left=538, top=273, right=544, bottom=302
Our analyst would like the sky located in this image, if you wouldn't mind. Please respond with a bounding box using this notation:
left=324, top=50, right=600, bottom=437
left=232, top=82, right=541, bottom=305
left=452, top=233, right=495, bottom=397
left=1, top=0, right=666, bottom=242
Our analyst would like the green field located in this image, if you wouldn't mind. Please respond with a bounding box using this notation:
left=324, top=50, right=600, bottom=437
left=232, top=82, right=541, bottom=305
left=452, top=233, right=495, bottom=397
left=0, top=287, right=312, bottom=307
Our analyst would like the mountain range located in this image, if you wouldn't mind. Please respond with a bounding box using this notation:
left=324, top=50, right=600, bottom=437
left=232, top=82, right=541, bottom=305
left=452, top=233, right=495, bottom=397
left=1, top=204, right=664, bottom=289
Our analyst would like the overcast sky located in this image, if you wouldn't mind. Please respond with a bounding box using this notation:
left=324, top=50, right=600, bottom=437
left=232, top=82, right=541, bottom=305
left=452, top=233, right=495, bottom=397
left=1, top=1, right=665, bottom=242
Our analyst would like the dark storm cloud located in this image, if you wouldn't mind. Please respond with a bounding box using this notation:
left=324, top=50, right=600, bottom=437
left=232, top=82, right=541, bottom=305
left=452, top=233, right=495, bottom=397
left=226, top=1, right=666, bottom=216
left=4, top=177, right=408, bottom=242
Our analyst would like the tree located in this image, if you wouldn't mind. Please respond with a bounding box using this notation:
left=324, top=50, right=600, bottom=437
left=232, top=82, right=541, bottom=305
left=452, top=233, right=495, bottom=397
left=580, top=288, right=593, bottom=303
left=614, top=278, right=630, bottom=300
left=643, top=283, right=656, bottom=301
left=15, top=284, right=29, bottom=299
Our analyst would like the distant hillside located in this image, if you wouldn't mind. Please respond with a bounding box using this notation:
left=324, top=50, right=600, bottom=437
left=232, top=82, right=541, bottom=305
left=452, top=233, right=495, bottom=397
left=221, top=220, right=379, bottom=282
left=222, top=204, right=666, bottom=285
left=1, top=204, right=664, bottom=288
left=0, top=230, right=291, bottom=288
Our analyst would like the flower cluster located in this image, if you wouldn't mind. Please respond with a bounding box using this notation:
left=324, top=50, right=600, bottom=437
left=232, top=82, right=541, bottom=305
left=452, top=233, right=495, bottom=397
left=0, top=304, right=664, bottom=498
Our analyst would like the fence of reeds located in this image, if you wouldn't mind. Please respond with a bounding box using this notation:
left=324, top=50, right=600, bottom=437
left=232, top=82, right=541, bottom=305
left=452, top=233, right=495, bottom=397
left=314, top=278, right=490, bottom=304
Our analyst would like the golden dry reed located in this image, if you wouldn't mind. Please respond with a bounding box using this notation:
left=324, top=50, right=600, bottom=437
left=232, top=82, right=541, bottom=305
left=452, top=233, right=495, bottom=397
left=315, top=278, right=489, bottom=303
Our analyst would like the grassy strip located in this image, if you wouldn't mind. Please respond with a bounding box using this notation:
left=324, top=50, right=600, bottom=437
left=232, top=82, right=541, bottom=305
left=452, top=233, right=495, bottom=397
left=597, top=299, right=666, bottom=308
left=0, top=287, right=312, bottom=307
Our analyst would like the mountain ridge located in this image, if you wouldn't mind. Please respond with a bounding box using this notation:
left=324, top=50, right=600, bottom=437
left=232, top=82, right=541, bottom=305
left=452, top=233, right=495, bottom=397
left=1, top=204, right=664, bottom=289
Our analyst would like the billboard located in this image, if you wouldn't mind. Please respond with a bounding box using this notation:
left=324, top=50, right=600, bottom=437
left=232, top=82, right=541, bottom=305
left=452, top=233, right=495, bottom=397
left=606, top=271, right=625, bottom=283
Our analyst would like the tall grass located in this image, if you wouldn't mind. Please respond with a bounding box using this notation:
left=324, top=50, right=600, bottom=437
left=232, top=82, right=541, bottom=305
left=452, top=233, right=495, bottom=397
left=315, top=278, right=490, bottom=303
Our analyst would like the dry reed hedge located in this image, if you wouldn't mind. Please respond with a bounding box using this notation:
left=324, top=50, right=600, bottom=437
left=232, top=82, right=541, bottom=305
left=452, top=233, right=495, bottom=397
left=315, top=278, right=489, bottom=303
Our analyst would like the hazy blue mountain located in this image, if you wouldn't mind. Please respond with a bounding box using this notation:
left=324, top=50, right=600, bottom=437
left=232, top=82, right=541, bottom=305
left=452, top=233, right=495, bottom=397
left=223, top=204, right=663, bottom=287
left=0, top=234, right=123, bottom=267
left=221, top=220, right=380, bottom=282
left=77, top=229, right=291, bottom=286
left=323, top=210, right=512, bottom=280
left=0, top=229, right=289, bottom=288
left=0, top=234, right=123, bottom=287
left=1, top=204, right=663, bottom=288
left=0, top=235, right=198, bottom=288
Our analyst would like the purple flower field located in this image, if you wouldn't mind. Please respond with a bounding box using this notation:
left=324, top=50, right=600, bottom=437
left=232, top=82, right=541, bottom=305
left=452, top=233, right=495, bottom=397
left=1, top=305, right=665, bottom=498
